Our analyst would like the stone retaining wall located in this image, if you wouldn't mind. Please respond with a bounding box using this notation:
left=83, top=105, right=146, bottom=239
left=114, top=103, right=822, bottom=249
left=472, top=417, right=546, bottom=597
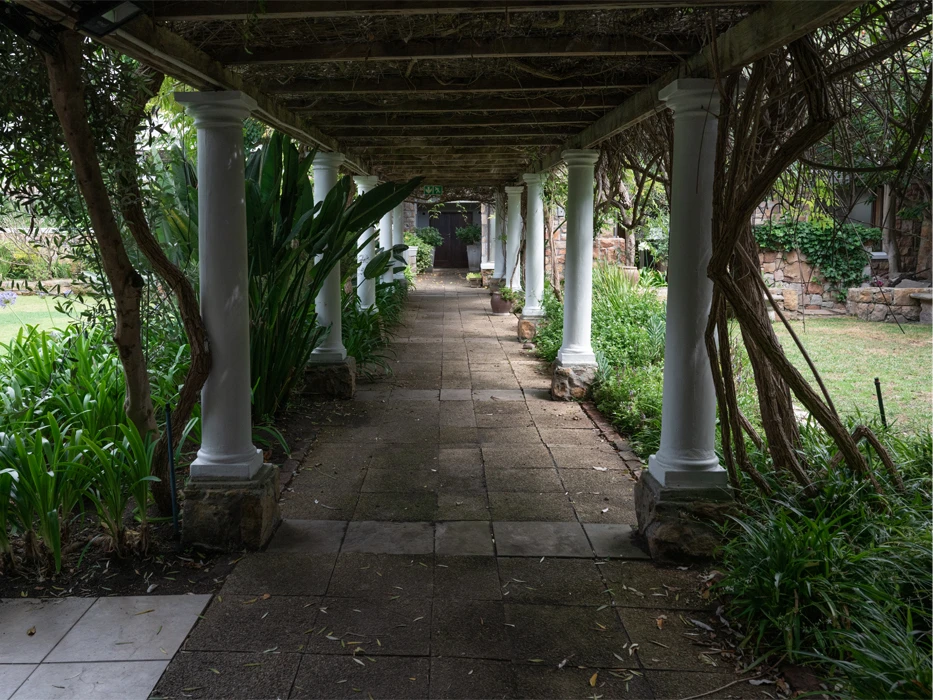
left=759, top=249, right=844, bottom=313
left=845, top=287, right=925, bottom=323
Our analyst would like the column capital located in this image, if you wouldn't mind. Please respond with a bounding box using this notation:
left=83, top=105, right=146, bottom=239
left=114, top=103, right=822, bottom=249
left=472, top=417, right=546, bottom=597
left=522, top=173, right=547, bottom=186
left=659, top=79, right=721, bottom=118
left=353, top=175, right=379, bottom=192
left=562, top=149, right=599, bottom=167
left=313, top=151, right=346, bottom=171
left=504, top=185, right=524, bottom=197
left=174, top=90, right=257, bottom=128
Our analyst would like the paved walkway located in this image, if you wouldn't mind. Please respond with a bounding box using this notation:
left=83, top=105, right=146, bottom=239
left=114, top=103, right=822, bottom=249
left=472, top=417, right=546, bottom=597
left=154, top=271, right=752, bottom=700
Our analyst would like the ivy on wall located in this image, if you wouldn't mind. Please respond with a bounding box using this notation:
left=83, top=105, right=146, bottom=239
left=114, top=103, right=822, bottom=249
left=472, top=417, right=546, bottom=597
left=753, top=220, right=882, bottom=290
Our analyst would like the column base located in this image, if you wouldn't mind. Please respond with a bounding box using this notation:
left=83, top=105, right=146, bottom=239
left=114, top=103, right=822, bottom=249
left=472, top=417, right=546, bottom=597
left=550, top=360, right=597, bottom=400
left=303, top=357, right=356, bottom=399
left=182, top=463, right=280, bottom=551
left=517, top=315, right=542, bottom=340
left=488, top=278, right=503, bottom=291
left=634, top=470, right=734, bottom=562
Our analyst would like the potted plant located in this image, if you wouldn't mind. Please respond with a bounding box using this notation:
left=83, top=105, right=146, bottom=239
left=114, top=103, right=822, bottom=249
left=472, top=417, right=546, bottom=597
left=466, top=271, right=483, bottom=288
left=491, top=286, right=519, bottom=315
left=455, top=224, right=482, bottom=271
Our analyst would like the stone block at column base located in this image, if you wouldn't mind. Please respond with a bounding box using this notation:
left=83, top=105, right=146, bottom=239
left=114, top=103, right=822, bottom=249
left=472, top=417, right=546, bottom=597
left=517, top=315, right=542, bottom=340
left=303, top=357, right=356, bottom=399
left=550, top=361, right=597, bottom=400
left=182, top=464, right=280, bottom=551
left=634, top=470, right=734, bottom=563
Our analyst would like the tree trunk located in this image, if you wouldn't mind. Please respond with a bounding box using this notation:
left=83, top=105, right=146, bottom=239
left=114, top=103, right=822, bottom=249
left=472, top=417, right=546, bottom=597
left=624, top=227, right=636, bottom=266
left=733, top=226, right=804, bottom=477
left=43, top=30, right=157, bottom=438
left=114, top=68, right=212, bottom=513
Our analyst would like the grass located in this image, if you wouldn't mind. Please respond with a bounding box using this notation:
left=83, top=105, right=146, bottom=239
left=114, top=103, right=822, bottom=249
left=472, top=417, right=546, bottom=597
left=0, top=296, right=75, bottom=341
left=774, top=317, right=932, bottom=430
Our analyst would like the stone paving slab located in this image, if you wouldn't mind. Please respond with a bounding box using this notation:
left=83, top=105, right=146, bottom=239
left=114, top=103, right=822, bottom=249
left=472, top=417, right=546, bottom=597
left=0, top=666, right=34, bottom=700
left=11, top=661, right=169, bottom=700
left=493, top=521, right=592, bottom=557
left=46, top=595, right=211, bottom=663
left=0, top=598, right=94, bottom=663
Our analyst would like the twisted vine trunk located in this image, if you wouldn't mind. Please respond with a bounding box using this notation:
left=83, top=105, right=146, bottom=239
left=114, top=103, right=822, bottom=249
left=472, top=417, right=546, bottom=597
left=115, top=70, right=212, bottom=516
left=43, top=30, right=157, bottom=439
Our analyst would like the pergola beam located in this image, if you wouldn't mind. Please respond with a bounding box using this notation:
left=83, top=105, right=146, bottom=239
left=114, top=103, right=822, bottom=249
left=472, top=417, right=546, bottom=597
left=264, top=76, right=646, bottom=96
left=156, top=1, right=760, bottom=21
left=531, top=0, right=862, bottom=174
left=335, top=128, right=575, bottom=139
left=289, top=96, right=624, bottom=114
left=316, top=113, right=595, bottom=128
left=16, top=1, right=370, bottom=175
left=358, top=146, right=543, bottom=155
left=216, top=36, right=698, bottom=65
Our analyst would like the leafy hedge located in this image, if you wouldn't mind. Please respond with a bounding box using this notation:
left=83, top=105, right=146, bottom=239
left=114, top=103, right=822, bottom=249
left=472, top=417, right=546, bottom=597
left=536, top=264, right=666, bottom=455
left=753, top=220, right=881, bottom=290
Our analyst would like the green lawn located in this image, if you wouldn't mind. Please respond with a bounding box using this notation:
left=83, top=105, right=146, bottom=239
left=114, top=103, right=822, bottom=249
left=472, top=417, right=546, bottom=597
left=774, top=317, right=932, bottom=431
left=0, top=295, right=76, bottom=341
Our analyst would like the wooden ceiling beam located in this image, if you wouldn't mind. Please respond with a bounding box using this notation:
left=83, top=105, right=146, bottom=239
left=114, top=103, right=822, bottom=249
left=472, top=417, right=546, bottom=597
left=315, top=112, right=595, bottom=128
left=530, top=0, right=863, bottom=175
left=215, top=35, right=699, bottom=65
left=264, top=76, right=646, bottom=96
left=16, top=0, right=370, bottom=175
left=289, top=95, right=624, bottom=114
left=357, top=146, right=542, bottom=154
left=335, top=128, right=576, bottom=139
left=156, top=1, right=760, bottom=21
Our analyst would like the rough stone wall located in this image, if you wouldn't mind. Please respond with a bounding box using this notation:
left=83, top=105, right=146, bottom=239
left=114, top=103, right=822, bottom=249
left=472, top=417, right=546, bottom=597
left=543, top=210, right=627, bottom=281
left=403, top=200, right=417, bottom=232
left=759, top=249, right=845, bottom=313
left=846, top=287, right=926, bottom=323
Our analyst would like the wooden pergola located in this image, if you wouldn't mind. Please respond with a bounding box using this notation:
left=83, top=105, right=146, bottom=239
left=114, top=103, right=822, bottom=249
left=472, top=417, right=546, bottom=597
left=21, top=0, right=858, bottom=187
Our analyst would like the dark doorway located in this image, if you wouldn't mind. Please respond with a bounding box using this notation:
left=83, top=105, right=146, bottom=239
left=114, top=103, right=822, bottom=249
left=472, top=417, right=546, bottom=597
left=432, top=210, right=472, bottom=268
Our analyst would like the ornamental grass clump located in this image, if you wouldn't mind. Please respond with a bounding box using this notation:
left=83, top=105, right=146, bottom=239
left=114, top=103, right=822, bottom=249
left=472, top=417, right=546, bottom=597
left=0, top=326, right=165, bottom=573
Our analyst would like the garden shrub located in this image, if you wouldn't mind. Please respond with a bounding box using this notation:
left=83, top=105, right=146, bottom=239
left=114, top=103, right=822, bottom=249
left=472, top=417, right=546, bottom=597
left=753, top=219, right=881, bottom=290
left=404, top=231, right=434, bottom=273
left=536, top=264, right=666, bottom=457
left=719, top=423, right=932, bottom=697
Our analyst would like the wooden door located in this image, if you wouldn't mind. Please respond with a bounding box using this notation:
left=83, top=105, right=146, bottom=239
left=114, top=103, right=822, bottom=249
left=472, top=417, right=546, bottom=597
left=432, top=211, right=472, bottom=268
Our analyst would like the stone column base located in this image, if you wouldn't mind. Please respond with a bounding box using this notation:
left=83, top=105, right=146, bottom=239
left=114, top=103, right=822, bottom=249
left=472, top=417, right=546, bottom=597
left=517, top=316, right=542, bottom=340
left=183, top=464, right=280, bottom=551
left=634, top=470, right=733, bottom=562
left=550, top=361, right=597, bottom=400
left=488, top=278, right=503, bottom=291
left=303, top=357, right=356, bottom=399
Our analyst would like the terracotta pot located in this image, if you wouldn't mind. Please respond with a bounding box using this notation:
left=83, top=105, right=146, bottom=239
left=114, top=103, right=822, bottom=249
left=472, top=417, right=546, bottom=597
left=490, top=291, right=513, bottom=315
left=468, top=277, right=483, bottom=288
left=621, top=266, right=640, bottom=285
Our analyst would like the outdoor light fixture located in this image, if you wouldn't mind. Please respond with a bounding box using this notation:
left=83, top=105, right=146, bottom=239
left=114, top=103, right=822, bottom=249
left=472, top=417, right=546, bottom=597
left=75, top=1, right=149, bottom=37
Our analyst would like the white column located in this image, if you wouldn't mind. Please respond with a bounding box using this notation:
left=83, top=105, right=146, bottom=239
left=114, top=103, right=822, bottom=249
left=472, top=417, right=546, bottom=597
left=379, top=207, right=393, bottom=285
left=309, top=152, right=347, bottom=363
left=176, top=91, right=263, bottom=480
left=354, top=175, right=379, bottom=309
left=492, top=190, right=505, bottom=280
left=648, top=78, right=727, bottom=490
left=504, top=185, right=524, bottom=290
left=522, top=173, right=546, bottom=317
left=557, top=150, right=599, bottom=366
left=392, top=202, right=406, bottom=280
